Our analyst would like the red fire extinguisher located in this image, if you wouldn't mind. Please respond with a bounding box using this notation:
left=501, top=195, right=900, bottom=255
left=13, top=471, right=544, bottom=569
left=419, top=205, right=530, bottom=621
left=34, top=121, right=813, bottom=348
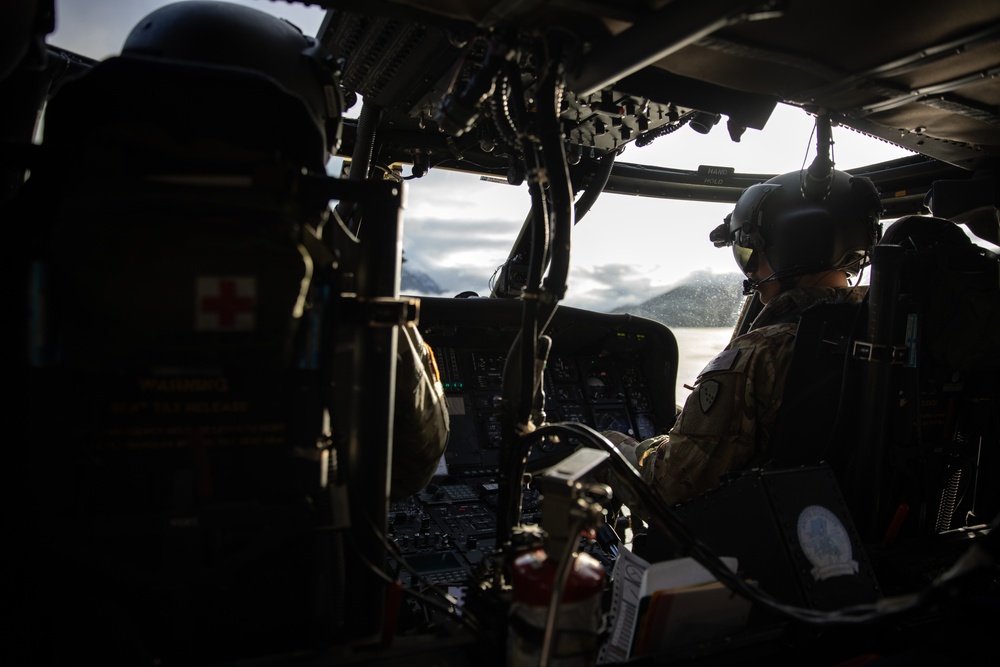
left=508, top=546, right=605, bottom=666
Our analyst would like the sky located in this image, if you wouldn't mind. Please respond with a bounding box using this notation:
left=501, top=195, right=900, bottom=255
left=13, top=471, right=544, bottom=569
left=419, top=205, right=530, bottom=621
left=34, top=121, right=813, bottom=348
left=48, top=0, right=917, bottom=312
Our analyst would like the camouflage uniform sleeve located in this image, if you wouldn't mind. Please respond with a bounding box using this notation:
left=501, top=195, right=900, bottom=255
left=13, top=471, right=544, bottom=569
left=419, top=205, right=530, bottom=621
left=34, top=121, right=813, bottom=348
left=389, top=326, right=450, bottom=500
left=637, top=324, right=796, bottom=506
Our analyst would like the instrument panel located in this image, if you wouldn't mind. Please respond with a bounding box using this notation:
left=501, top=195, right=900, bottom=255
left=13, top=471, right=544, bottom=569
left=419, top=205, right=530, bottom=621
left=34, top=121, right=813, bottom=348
left=388, top=296, right=679, bottom=585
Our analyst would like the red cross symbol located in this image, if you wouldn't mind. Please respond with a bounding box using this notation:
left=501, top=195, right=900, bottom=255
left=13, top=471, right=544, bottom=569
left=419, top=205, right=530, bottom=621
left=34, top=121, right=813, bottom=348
left=196, top=277, right=256, bottom=331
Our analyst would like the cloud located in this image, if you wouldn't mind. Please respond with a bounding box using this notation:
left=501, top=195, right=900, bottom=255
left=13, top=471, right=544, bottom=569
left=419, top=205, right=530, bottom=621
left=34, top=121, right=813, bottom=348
left=399, top=216, right=519, bottom=296
left=562, top=263, right=664, bottom=312
left=403, top=168, right=534, bottom=214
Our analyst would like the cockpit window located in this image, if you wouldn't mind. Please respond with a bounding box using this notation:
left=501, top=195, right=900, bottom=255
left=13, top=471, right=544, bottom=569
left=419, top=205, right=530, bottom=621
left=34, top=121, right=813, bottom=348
left=396, top=104, right=912, bottom=310
left=392, top=104, right=913, bottom=391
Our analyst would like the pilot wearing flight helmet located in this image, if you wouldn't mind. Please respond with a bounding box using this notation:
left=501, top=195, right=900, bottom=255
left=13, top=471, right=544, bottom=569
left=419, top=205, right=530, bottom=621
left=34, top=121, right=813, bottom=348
left=607, top=169, right=882, bottom=505
left=116, top=0, right=449, bottom=500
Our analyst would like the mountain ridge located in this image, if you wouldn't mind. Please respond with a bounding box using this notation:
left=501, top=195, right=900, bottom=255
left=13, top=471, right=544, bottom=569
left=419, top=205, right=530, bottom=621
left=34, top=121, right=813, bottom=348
left=613, top=270, right=745, bottom=327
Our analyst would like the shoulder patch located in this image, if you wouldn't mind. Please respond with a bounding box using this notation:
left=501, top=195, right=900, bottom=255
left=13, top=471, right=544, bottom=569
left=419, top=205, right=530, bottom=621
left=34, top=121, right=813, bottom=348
left=698, top=379, right=720, bottom=413
left=698, top=348, right=739, bottom=377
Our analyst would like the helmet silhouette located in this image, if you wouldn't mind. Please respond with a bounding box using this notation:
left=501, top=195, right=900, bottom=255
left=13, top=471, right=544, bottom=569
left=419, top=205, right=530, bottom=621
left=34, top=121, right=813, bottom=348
left=713, top=169, right=883, bottom=281
left=121, top=0, right=343, bottom=160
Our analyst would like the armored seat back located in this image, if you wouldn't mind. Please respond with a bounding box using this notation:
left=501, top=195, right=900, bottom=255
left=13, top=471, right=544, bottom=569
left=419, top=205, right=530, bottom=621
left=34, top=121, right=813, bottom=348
left=19, top=54, right=347, bottom=664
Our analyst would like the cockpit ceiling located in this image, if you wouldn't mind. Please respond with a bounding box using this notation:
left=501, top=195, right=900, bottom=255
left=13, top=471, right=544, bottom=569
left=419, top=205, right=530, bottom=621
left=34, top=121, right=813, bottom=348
left=315, top=0, right=1000, bottom=170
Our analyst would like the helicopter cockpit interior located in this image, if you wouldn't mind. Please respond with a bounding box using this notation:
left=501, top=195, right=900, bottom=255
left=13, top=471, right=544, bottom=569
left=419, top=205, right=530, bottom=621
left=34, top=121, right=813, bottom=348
left=3, top=1, right=998, bottom=665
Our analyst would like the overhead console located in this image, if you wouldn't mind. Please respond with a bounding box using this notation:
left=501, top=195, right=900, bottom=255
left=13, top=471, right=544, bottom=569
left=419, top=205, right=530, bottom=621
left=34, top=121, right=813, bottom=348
left=318, top=7, right=777, bottom=178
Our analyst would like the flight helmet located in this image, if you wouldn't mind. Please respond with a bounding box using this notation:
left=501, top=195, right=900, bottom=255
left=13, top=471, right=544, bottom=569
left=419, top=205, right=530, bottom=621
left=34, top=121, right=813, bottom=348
left=120, top=0, right=343, bottom=161
left=711, top=169, right=883, bottom=293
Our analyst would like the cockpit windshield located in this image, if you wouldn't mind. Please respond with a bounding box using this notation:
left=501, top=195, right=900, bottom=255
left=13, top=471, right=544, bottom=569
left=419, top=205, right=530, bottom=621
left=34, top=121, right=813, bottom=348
left=390, top=102, right=915, bottom=389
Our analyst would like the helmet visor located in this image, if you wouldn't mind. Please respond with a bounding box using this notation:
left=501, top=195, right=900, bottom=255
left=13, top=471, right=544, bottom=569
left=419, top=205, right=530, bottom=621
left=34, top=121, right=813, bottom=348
left=733, top=243, right=757, bottom=275
left=729, top=182, right=779, bottom=275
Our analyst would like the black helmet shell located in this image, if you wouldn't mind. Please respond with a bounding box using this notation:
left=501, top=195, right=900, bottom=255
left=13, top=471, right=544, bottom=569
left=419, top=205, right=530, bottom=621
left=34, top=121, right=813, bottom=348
left=717, top=169, right=883, bottom=279
left=122, top=0, right=342, bottom=158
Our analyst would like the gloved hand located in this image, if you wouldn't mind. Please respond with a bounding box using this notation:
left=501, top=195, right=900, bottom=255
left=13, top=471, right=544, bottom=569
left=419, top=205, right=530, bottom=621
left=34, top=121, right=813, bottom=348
left=601, top=430, right=641, bottom=471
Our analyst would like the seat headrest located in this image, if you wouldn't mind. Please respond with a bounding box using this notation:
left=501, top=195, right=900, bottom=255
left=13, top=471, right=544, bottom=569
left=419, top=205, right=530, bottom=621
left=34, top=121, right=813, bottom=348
left=879, top=215, right=972, bottom=251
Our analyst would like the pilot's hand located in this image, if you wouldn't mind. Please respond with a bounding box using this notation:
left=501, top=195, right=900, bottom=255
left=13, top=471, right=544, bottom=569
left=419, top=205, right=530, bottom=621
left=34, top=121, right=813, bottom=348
left=601, top=430, right=641, bottom=470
